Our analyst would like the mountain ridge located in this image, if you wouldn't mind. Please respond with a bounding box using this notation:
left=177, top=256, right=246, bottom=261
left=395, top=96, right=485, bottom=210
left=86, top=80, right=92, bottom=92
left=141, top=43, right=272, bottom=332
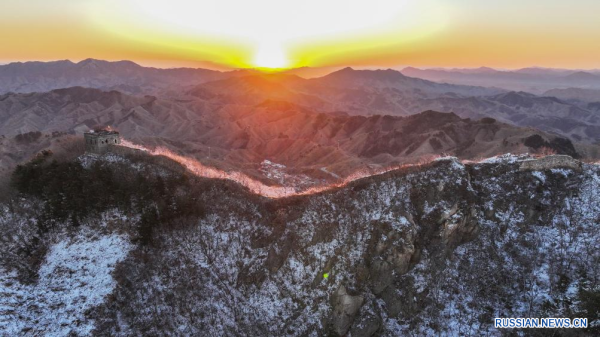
left=0, top=86, right=590, bottom=184
left=1, top=149, right=598, bottom=335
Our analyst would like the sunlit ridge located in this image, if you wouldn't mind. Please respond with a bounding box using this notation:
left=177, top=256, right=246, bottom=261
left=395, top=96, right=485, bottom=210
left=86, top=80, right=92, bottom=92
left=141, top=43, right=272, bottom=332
left=119, top=140, right=427, bottom=199
left=120, top=141, right=594, bottom=199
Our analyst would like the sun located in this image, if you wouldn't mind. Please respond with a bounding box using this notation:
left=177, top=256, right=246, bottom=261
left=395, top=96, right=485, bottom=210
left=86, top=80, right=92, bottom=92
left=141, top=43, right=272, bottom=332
left=253, top=42, right=289, bottom=69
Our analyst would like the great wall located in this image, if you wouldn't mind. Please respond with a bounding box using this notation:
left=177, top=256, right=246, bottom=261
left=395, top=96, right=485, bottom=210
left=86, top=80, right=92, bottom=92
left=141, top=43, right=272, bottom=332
left=83, top=130, right=589, bottom=199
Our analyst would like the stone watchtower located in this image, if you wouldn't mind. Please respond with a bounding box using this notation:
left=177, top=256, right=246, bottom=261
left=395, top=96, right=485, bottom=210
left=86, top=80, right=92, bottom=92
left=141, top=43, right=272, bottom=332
left=84, top=129, right=121, bottom=154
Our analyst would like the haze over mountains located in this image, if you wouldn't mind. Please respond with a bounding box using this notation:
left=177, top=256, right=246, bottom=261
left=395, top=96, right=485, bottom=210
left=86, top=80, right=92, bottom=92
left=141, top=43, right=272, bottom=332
left=3, top=59, right=600, bottom=96
left=208, top=71, right=600, bottom=144
left=1, top=59, right=600, bottom=185
left=0, top=85, right=588, bottom=182
left=401, top=66, right=600, bottom=94
left=0, top=59, right=227, bottom=95
left=544, top=87, right=600, bottom=103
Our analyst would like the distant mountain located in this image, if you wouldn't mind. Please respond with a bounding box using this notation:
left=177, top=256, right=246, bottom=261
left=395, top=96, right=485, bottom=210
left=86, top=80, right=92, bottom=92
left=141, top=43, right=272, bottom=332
left=4, top=58, right=600, bottom=98
left=514, top=67, right=574, bottom=76
left=280, top=66, right=343, bottom=78
left=453, top=66, right=499, bottom=74
left=544, top=87, right=600, bottom=103
left=186, top=69, right=504, bottom=117
left=3, top=59, right=600, bottom=149
left=188, top=73, right=325, bottom=107
left=0, top=59, right=227, bottom=95
left=312, top=67, right=500, bottom=96
left=185, top=71, right=600, bottom=143
left=0, top=60, right=498, bottom=98
left=0, top=87, right=587, bottom=180
left=401, top=66, right=600, bottom=94
left=563, top=71, right=600, bottom=82
left=407, top=91, right=600, bottom=143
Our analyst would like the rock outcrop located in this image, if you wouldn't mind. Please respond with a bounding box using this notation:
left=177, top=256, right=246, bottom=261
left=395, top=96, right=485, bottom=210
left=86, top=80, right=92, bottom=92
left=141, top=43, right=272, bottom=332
left=331, top=285, right=364, bottom=335
left=519, top=154, right=582, bottom=171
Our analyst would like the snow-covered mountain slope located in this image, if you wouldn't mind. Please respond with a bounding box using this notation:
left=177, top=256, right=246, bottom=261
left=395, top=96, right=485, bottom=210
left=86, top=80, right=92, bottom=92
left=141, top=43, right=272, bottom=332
left=0, top=233, right=131, bottom=335
left=1, top=152, right=598, bottom=335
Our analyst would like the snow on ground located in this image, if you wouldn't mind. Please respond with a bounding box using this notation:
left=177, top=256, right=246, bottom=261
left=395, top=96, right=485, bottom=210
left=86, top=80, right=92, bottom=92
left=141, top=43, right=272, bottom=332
left=531, top=171, right=546, bottom=183
left=260, top=160, right=286, bottom=181
left=434, top=156, right=465, bottom=170
left=78, top=152, right=129, bottom=168
left=5, top=149, right=597, bottom=335
left=550, top=168, right=573, bottom=178
left=320, top=167, right=341, bottom=179
left=478, top=153, right=530, bottom=164
left=0, top=234, right=131, bottom=336
left=260, top=159, right=319, bottom=190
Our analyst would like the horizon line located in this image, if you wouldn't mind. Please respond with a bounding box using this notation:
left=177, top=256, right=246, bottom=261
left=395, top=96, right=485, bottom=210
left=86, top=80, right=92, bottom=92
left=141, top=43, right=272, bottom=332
left=1, top=58, right=599, bottom=73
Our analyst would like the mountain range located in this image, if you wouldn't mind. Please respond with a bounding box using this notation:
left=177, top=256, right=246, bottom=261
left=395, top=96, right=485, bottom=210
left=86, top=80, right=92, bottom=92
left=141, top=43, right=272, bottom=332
left=189, top=66, right=600, bottom=142
left=0, top=59, right=226, bottom=95
left=189, top=69, right=600, bottom=143
left=543, top=87, right=600, bottom=103
left=2, top=58, right=600, bottom=185
left=401, top=66, right=600, bottom=94
left=0, top=86, right=588, bottom=184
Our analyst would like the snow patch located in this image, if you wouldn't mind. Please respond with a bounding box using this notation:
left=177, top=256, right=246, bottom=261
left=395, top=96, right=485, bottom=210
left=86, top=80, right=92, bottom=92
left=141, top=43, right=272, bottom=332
left=550, top=168, right=572, bottom=178
left=0, top=234, right=132, bottom=336
left=531, top=171, right=546, bottom=183
left=260, top=159, right=319, bottom=190
left=434, top=156, right=465, bottom=170
left=479, top=153, right=529, bottom=164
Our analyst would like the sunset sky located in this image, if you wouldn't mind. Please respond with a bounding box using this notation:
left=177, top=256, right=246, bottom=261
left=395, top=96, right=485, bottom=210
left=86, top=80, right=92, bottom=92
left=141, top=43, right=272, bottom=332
left=1, top=0, right=599, bottom=70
